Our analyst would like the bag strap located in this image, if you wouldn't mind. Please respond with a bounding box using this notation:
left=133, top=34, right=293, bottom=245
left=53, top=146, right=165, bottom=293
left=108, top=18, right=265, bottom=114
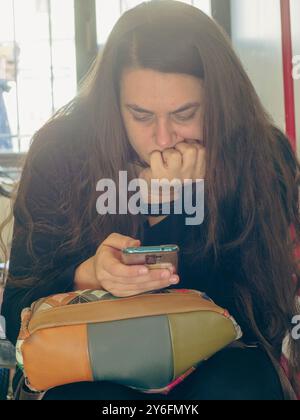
left=14, top=375, right=45, bottom=401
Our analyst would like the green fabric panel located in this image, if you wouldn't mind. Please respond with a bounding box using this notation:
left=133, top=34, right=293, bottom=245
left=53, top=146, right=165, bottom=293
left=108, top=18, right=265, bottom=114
left=168, top=312, right=237, bottom=377
left=88, top=315, right=173, bottom=390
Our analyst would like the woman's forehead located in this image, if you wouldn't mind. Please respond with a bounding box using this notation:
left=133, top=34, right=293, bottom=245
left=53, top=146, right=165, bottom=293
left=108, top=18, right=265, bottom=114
left=120, top=68, right=204, bottom=108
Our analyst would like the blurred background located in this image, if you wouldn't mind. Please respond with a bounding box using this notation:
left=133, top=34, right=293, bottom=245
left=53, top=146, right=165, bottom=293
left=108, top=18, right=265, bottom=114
left=0, top=0, right=299, bottom=261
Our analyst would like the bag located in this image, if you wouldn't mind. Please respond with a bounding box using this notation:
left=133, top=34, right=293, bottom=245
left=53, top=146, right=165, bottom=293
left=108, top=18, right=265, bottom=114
left=16, top=288, right=242, bottom=395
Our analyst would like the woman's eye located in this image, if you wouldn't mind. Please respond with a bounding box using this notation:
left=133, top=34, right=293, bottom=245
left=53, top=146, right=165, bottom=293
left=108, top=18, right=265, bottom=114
left=132, top=112, right=196, bottom=122
left=132, top=114, right=152, bottom=122
left=174, top=113, right=196, bottom=122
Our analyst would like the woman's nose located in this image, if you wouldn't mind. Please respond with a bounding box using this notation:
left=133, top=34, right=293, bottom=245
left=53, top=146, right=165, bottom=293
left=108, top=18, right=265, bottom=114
left=154, top=118, right=175, bottom=148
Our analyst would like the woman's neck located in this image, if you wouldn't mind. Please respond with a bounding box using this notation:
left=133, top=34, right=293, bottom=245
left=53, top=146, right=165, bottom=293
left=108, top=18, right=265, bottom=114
left=147, top=215, right=168, bottom=227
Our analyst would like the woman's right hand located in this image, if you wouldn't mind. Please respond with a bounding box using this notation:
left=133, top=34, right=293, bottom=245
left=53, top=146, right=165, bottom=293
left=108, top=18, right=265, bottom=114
left=74, top=233, right=179, bottom=297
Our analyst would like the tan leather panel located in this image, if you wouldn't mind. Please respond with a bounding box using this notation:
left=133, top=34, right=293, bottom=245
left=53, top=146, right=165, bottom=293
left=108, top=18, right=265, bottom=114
left=22, top=324, right=93, bottom=391
left=28, top=293, right=225, bottom=335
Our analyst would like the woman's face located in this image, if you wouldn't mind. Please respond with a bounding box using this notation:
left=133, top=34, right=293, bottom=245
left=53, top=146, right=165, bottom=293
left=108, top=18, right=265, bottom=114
left=120, top=68, right=205, bottom=165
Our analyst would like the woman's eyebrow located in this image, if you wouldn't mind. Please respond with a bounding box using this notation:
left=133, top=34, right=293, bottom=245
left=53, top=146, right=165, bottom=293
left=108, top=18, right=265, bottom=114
left=125, top=102, right=201, bottom=114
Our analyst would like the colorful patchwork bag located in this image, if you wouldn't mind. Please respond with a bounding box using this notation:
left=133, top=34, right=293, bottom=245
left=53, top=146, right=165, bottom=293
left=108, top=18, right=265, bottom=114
left=16, top=288, right=242, bottom=395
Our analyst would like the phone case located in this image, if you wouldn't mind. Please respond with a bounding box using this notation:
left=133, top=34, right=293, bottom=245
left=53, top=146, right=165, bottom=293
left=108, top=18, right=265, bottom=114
left=121, top=245, right=179, bottom=271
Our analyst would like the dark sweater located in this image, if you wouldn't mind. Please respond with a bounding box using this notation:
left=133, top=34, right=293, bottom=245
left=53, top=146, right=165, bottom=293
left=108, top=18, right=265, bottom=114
left=1, top=128, right=294, bottom=349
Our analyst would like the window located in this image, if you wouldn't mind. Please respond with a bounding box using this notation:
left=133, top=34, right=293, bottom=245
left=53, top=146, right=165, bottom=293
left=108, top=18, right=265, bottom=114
left=96, top=0, right=211, bottom=46
left=0, top=0, right=76, bottom=153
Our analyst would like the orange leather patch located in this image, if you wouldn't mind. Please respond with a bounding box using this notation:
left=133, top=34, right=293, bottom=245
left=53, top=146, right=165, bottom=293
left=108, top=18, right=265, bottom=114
left=22, top=324, right=93, bottom=391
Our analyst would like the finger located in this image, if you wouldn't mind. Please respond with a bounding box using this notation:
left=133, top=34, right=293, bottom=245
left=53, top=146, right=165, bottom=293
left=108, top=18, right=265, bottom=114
left=150, top=150, right=165, bottom=175
left=186, top=139, right=206, bottom=179
left=135, top=274, right=180, bottom=291
left=100, top=248, right=150, bottom=278
left=175, top=142, right=199, bottom=173
left=162, top=149, right=182, bottom=170
left=195, top=146, right=206, bottom=179
left=101, top=233, right=140, bottom=251
left=174, top=141, right=189, bottom=155
left=107, top=266, right=176, bottom=285
left=175, top=139, right=203, bottom=151
left=107, top=274, right=180, bottom=297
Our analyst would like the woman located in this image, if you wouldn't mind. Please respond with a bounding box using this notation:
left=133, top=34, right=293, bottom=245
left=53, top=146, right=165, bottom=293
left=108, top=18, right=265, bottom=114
left=1, top=0, right=300, bottom=400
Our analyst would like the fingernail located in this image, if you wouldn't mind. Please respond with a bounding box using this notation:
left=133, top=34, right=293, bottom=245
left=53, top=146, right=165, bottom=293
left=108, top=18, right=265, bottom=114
left=170, top=276, right=179, bottom=284
left=130, top=240, right=140, bottom=247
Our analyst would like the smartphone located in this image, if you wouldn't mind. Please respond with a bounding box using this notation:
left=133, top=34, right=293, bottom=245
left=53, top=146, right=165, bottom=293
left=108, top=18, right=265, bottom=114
left=121, top=244, right=179, bottom=271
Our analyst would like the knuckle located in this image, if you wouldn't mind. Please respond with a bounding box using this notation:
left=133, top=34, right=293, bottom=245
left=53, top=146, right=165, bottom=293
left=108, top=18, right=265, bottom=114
left=96, top=243, right=105, bottom=256
left=107, top=232, right=118, bottom=241
left=186, top=146, right=198, bottom=154
left=154, top=272, right=163, bottom=281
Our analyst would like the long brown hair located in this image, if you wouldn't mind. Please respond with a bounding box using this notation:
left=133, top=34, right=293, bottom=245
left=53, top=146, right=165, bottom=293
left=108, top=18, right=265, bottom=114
left=1, top=0, right=299, bottom=397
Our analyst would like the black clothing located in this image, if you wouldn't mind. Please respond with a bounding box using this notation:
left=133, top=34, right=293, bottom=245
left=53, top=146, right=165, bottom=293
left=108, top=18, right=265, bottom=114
left=42, top=346, right=284, bottom=400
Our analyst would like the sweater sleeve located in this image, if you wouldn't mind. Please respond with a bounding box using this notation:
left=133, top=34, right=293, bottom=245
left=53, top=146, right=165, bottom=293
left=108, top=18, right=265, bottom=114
left=1, top=143, right=91, bottom=346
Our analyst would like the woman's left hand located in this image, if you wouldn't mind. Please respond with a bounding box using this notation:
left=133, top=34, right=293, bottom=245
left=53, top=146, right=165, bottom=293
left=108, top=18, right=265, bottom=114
left=138, top=139, right=206, bottom=202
